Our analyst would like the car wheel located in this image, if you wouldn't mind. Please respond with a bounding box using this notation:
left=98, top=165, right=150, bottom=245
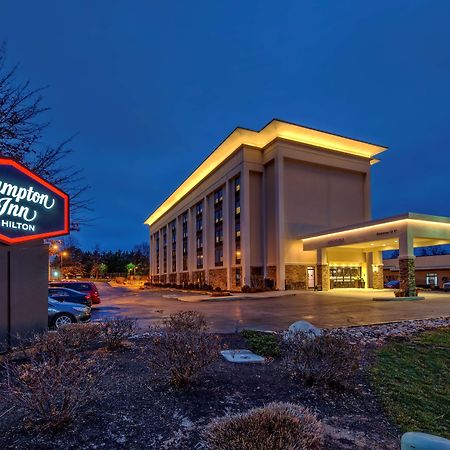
left=53, top=313, right=75, bottom=329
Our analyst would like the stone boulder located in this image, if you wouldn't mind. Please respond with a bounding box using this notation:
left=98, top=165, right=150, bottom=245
left=284, top=320, right=322, bottom=341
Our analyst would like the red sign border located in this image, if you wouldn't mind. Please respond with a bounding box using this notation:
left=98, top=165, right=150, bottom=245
left=0, top=158, right=70, bottom=245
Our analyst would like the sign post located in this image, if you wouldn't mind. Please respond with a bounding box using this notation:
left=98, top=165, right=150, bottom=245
left=0, top=158, right=69, bottom=348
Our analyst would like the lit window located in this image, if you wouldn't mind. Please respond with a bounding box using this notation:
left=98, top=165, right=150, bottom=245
left=215, top=248, right=223, bottom=266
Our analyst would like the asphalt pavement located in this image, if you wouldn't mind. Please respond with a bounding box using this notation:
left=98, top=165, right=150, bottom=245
left=91, top=283, right=450, bottom=333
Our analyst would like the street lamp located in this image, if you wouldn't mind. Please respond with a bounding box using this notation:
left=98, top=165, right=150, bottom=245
left=60, top=251, right=68, bottom=279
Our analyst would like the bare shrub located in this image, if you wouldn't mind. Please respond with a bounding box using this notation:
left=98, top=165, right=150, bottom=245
left=164, top=310, right=208, bottom=332
left=148, top=311, right=220, bottom=387
left=56, top=323, right=102, bottom=349
left=2, top=334, right=108, bottom=431
left=203, top=402, right=324, bottom=450
left=100, top=317, right=137, bottom=350
left=283, top=330, right=362, bottom=388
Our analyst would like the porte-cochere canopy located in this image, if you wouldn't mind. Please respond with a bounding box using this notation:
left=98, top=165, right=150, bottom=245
left=299, top=213, right=450, bottom=296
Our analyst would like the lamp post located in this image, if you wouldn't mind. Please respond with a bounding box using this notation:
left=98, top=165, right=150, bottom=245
left=60, top=251, right=68, bottom=279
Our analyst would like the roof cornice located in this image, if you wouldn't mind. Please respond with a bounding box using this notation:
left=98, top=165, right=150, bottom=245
left=145, top=119, right=387, bottom=226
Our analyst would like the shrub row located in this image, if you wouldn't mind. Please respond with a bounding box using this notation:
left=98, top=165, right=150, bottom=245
left=147, top=282, right=221, bottom=291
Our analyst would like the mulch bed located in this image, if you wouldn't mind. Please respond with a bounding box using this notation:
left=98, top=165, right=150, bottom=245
left=0, top=333, right=400, bottom=450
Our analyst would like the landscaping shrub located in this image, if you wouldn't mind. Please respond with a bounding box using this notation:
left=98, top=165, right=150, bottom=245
left=115, top=276, right=126, bottom=284
left=283, top=330, right=361, bottom=388
left=148, top=311, right=220, bottom=387
left=241, top=285, right=250, bottom=293
left=241, top=330, right=280, bottom=357
left=56, top=323, right=102, bottom=350
left=100, top=317, right=137, bottom=350
left=2, top=334, right=108, bottom=431
left=214, top=286, right=222, bottom=292
left=203, top=402, right=324, bottom=450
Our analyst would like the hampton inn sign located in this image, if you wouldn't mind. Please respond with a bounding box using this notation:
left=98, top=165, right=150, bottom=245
left=0, top=158, right=70, bottom=347
left=0, top=158, right=69, bottom=244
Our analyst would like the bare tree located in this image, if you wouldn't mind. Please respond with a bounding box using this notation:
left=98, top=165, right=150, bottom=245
left=0, top=43, right=89, bottom=225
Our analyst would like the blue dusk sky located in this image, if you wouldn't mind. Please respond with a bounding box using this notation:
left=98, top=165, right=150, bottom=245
left=2, top=1, right=450, bottom=250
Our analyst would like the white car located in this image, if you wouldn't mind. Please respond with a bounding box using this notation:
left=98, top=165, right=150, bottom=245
left=444, top=282, right=450, bottom=292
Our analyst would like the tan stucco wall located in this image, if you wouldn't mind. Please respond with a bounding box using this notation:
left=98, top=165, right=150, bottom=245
left=264, top=160, right=277, bottom=266
left=249, top=170, right=263, bottom=267
left=283, top=156, right=369, bottom=266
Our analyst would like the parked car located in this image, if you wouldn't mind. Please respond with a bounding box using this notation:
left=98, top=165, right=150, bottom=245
left=48, top=298, right=91, bottom=329
left=49, top=281, right=101, bottom=304
left=384, top=279, right=400, bottom=289
left=48, top=287, right=92, bottom=307
left=444, top=281, right=450, bottom=292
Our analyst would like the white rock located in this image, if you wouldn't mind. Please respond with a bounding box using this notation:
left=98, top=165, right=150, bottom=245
left=284, top=320, right=322, bottom=340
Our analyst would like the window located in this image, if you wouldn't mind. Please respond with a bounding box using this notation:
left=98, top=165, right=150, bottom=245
left=196, top=202, right=203, bottom=216
left=196, top=234, right=203, bottom=250
left=215, top=247, right=223, bottom=266
left=234, top=176, right=240, bottom=192
left=214, top=209, right=223, bottom=223
left=426, top=273, right=438, bottom=286
left=182, top=212, right=188, bottom=271
left=155, top=232, right=160, bottom=274
left=214, top=187, right=224, bottom=267
left=234, top=174, right=241, bottom=265
left=235, top=267, right=241, bottom=287
left=171, top=221, right=176, bottom=243
left=162, top=229, right=167, bottom=273
left=214, top=189, right=223, bottom=204
left=170, top=221, right=176, bottom=272
left=196, top=254, right=203, bottom=269
left=235, top=241, right=241, bottom=265
left=196, top=217, right=203, bottom=232
left=235, top=221, right=241, bottom=238
left=215, top=227, right=223, bottom=245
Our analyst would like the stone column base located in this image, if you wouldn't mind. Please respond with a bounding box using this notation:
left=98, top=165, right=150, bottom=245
left=373, top=265, right=384, bottom=289
left=399, top=257, right=416, bottom=297
left=316, top=264, right=330, bottom=291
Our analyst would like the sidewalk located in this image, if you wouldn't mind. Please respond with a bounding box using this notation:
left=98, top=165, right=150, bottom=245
left=169, top=290, right=297, bottom=302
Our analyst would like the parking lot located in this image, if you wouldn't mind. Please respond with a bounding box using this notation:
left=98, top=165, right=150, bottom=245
left=91, top=283, right=450, bottom=333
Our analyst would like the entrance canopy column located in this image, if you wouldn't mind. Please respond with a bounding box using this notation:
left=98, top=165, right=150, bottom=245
left=369, top=251, right=384, bottom=289
left=316, top=248, right=330, bottom=291
left=399, top=231, right=416, bottom=297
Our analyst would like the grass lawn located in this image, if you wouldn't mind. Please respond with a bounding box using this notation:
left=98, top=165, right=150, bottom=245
left=371, top=328, right=450, bottom=439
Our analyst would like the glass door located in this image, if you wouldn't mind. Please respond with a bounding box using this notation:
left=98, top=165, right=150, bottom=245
left=330, top=266, right=362, bottom=288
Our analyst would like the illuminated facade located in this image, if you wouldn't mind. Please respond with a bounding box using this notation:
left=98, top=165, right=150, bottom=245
left=146, top=119, right=386, bottom=290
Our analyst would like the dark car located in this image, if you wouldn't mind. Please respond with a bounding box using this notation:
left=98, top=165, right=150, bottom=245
left=48, top=287, right=92, bottom=307
left=49, top=281, right=101, bottom=304
left=48, top=298, right=91, bottom=329
left=384, top=279, right=400, bottom=289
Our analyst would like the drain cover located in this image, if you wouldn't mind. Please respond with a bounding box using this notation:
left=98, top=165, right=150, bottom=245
left=220, top=349, right=265, bottom=363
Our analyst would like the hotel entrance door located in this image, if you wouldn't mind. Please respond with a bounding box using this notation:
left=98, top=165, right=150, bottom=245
left=330, top=266, right=363, bottom=288
left=307, top=267, right=315, bottom=288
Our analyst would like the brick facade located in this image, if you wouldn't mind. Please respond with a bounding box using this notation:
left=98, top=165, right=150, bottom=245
left=168, top=273, right=177, bottom=284
left=191, top=270, right=206, bottom=285
left=208, top=268, right=228, bottom=290
left=266, top=265, right=277, bottom=288
left=285, top=264, right=308, bottom=290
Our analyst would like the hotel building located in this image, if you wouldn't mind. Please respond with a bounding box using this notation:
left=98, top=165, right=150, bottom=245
left=145, top=119, right=450, bottom=295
